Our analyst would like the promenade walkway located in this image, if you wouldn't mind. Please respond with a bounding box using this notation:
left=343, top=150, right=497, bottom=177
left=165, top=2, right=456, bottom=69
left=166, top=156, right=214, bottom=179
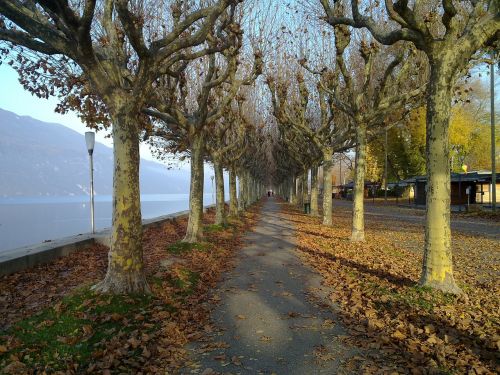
left=186, top=198, right=357, bottom=374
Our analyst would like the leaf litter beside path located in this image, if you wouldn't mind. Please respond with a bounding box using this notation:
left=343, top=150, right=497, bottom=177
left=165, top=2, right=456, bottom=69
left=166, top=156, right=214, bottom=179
left=0, top=204, right=262, bottom=374
left=282, top=203, right=499, bottom=374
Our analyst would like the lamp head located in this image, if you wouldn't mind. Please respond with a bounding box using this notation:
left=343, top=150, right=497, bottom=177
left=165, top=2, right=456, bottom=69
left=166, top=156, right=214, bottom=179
left=85, top=132, right=95, bottom=154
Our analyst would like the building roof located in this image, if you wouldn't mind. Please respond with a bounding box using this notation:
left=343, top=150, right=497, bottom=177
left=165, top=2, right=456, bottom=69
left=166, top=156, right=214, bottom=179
left=400, top=171, right=499, bottom=184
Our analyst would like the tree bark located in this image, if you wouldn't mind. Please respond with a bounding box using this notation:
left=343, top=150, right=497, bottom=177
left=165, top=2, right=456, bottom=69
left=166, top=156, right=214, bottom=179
left=420, top=60, right=461, bottom=294
left=229, top=167, right=238, bottom=216
left=322, top=148, right=333, bottom=226
left=245, top=173, right=252, bottom=205
left=290, top=175, right=297, bottom=205
left=183, top=133, right=204, bottom=243
left=302, top=172, right=309, bottom=209
left=297, top=175, right=304, bottom=207
left=351, top=123, right=367, bottom=242
left=93, top=104, right=149, bottom=294
left=214, top=158, right=227, bottom=226
left=238, top=173, right=246, bottom=211
left=311, top=166, right=319, bottom=216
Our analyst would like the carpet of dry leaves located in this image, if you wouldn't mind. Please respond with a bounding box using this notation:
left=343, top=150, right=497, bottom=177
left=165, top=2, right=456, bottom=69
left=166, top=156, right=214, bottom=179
left=0, top=204, right=261, bottom=374
left=283, top=203, right=499, bottom=374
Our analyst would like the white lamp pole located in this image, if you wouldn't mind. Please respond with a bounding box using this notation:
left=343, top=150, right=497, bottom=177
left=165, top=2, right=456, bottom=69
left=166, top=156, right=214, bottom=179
left=85, top=132, right=96, bottom=234
left=490, top=55, right=496, bottom=212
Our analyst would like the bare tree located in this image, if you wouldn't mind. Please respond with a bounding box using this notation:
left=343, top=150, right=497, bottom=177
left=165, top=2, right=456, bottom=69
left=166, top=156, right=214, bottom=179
left=0, top=0, right=241, bottom=293
left=268, top=68, right=353, bottom=225
left=144, top=23, right=261, bottom=241
left=322, top=24, right=427, bottom=242
left=319, top=0, right=499, bottom=293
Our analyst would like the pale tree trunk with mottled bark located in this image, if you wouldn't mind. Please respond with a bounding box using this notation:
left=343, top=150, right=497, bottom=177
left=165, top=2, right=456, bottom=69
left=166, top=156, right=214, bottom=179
left=229, top=168, right=238, bottom=216
left=322, top=148, right=333, bottom=226
left=302, top=173, right=309, bottom=209
left=245, top=173, right=252, bottom=205
left=238, top=173, right=246, bottom=211
left=351, top=123, right=367, bottom=242
left=311, top=166, right=319, bottom=216
left=183, top=133, right=204, bottom=243
left=420, top=60, right=461, bottom=294
left=297, top=175, right=304, bottom=207
left=290, top=175, right=297, bottom=204
left=251, top=178, right=256, bottom=203
left=247, top=173, right=252, bottom=205
left=93, top=103, right=149, bottom=294
left=214, top=159, right=227, bottom=226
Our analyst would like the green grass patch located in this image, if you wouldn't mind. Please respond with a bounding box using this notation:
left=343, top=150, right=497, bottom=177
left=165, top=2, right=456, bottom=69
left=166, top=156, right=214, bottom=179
left=381, top=246, right=405, bottom=258
left=0, top=288, right=168, bottom=371
left=166, top=241, right=210, bottom=255
left=168, top=269, right=200, bottom=296
left=368, top=282, right=455, bottom=312
left=203, top=223, right=229, bottom=233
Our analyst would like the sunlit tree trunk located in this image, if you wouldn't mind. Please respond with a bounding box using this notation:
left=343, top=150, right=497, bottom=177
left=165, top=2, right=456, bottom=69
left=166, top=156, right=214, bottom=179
left=214, top=158, right=227, bottom=226
left=238, top=173, right=246, bottom=211
left=322, top=148, right=333, bottom=226
left=297, top=174, right=304, bottom=207
left=183, top=133, right=204, bottom=243
left=251, top=178, right=257, bottom=203
left=229, top=167, right=238, bottom=216
left=420, top=60, right=461, bottom=294
left=302, top=172, right=308, bottom=210
left=93, top=103, right=149, bottom=294
left=245, top=173, right=252, bottom=205
left=351, top=123, right=367, bottom=242
left=311, top=166, right=319, bottom=216
left=246, top=176, right=251, bottom=205
left=290, top=175, right=297, bottom=204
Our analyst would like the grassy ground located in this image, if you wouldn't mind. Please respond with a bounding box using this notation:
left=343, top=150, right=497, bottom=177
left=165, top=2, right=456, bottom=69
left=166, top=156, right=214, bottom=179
left=283, top=203, right=499, bottom=374
left=0, top=205, right=261, bottom=374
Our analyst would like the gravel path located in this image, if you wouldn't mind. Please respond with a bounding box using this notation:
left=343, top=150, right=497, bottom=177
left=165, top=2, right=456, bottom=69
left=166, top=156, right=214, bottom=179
left=184, top=198, right=358, bottom=375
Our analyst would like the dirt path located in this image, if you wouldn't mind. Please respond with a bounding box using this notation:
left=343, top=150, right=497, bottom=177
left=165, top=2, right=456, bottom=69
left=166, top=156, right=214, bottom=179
left=184, top=198, right=358, bottom=374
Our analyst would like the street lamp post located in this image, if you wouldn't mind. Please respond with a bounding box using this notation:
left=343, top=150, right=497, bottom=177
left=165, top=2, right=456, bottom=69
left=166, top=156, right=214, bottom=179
left=384, top=128, right=388, bottom=203
left=490, top=55, right=496, bottom=212
left=85, top=132, right=95, bottom=234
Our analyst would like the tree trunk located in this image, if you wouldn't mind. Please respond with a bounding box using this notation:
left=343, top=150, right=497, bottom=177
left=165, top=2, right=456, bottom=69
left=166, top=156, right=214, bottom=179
left=351, top=123, right=367, bottom=242
left=290, top=175, right=297, bottom=204
left=302, top=172, right=309, bottom=209
left=311, top=166, right=319, bottom=216
left=297, top=175, right=304, bottom=207
left=420, top=61, right=461, bottom=294
left=250, top=177, right=256, bottom=204
left=245, top=173, right=252, bottom=205
left=322, top=148, right=333, bottom=226
left=183, top=133, right=204, bottom=243
left=229, top=167, right=238, bottom=216
left=93, top=106, right=149, bottom=294
left=214, top=158, right=227, bottom=226
left=238, top=173, right=246, bottom=211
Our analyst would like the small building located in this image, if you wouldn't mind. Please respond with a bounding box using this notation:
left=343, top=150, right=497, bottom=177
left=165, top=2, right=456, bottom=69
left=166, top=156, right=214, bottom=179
left=401, top=171, right=499, bottom=206
left=334, top=181, right=380, bottom=199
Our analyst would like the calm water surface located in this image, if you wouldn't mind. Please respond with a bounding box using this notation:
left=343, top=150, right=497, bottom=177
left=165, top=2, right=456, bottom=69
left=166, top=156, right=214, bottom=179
left=0, top=194, right=217, bottom=252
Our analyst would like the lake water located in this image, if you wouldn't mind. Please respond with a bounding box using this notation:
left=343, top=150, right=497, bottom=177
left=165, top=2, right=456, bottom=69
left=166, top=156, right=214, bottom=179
left=0, top=193, right=219, bottom=252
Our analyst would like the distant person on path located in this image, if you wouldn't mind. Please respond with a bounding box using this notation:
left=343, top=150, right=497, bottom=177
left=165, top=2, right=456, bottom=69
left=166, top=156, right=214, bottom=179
left=268, top=191, right=271, bottom=197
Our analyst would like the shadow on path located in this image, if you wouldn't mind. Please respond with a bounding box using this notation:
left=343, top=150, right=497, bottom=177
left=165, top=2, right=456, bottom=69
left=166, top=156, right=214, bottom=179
left=184, top=198, right=361, bottom=374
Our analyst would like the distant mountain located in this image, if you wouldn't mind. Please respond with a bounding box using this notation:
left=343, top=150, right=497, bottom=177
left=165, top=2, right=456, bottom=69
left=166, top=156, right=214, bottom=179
left=0, top=108, right=194, bottom=196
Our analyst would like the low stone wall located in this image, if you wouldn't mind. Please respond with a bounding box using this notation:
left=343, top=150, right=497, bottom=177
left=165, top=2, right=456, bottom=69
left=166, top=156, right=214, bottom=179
left=0, top=205, right=214, bottom=277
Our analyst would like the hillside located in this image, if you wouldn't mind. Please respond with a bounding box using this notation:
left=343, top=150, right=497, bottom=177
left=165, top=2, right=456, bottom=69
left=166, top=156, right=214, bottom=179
left=0, top=108, right=193, bottom=196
